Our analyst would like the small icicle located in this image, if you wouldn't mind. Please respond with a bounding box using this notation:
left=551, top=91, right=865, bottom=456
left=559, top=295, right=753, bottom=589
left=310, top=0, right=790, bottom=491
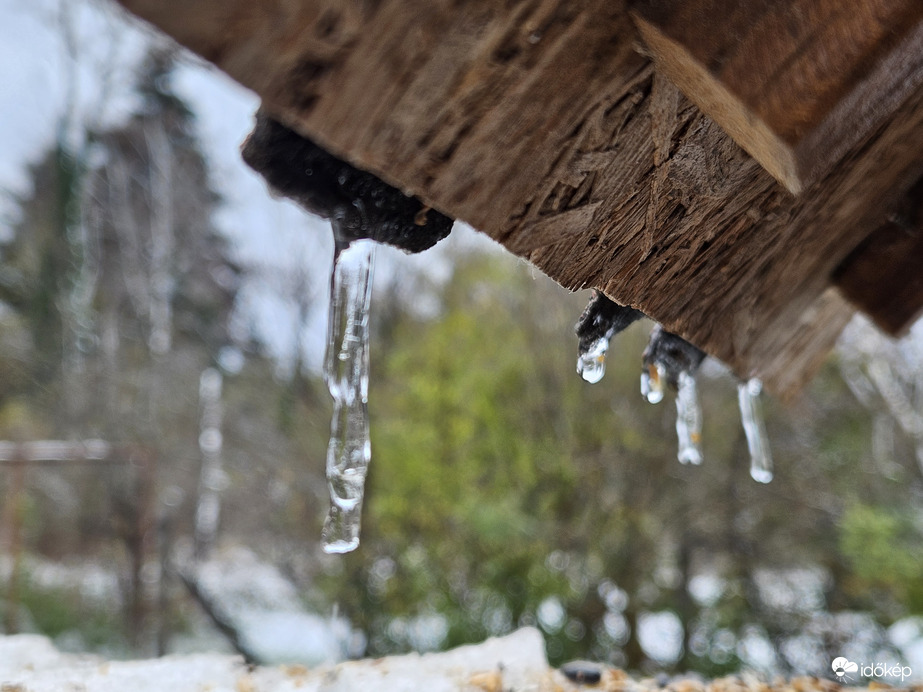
left=737, top=378, right=773, bottom=483
left=321, top=234, right=376, bottom=554
left=640, top=326, right=708, bottom=460
left=641, top=362, right=666, bottom=404
left=675, top=371, right=703, bottom=465
left=577, top=336, right=609, bottom=383
left=640, top=325, right=705, bottom=406
left=574, top=292, right=643, bottom=384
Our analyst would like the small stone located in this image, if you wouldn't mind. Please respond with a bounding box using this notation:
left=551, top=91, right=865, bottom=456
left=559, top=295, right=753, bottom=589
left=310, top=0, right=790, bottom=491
left=670, top=678, right=706, bottom=692
left=469, top=670, right=503, bottom=692
left=609, top=669, right=629, bottom=682
left=235, top=675, right=257, bottom=692
left=561, top=660, right=604, bottom=685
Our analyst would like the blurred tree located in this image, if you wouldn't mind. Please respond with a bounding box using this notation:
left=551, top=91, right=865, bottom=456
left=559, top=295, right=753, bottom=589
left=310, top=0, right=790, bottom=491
left=0, top=47, right=243, bottom=651
left=317, top=248, right=923, bottom=675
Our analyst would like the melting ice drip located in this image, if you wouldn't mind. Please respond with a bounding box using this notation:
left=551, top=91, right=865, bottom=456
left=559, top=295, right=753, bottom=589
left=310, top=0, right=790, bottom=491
left=640, top=362, right=666, bottom=404
left=574, top=294, right=642, bottom=384
left=640, top=326, right=706, bottom=464
left=577, top=336, right=609, bottom=383
left=640, top=364, right=704, bottom=464
left=675, top=371, right=703, bottom=465
left=322, top=236, right=376, bottom=554
left=737, top=378, right=773, bottom=483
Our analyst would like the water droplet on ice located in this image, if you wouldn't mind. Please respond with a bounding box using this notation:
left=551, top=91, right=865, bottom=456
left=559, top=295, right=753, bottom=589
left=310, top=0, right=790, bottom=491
left=574, top=293, right=642, bottom=384
left=641, top=363, right=666, bottom=404
left=737, top=378, right=773, bottom=483
left=675, top=371, right=703, bottom=465
left=322, top=531, right=360, bottom=555
left=577, top=336, right=609, bottom=383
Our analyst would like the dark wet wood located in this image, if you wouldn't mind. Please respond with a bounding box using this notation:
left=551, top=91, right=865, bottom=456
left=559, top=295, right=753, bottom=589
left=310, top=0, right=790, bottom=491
left=115, top=0, right=923, bottom=396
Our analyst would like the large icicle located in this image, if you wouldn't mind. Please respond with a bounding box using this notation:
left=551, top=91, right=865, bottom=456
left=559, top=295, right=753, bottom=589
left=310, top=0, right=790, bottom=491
left=737, top=378, right=773, bottom=483
left=321, top=236, right=376, bottom=554
left=675, top=371, right=703, bottom=465
left=241, top=113, right=454, bottom=553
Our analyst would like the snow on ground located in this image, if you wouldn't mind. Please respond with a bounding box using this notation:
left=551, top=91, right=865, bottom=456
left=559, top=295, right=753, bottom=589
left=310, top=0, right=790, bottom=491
left=183, top=546, right=357, bottom=665
left=2, top=627, right=920, bottom=692
left=891, top=618, right=923, bottom=677
left=0, top=628, right=555, bottom=692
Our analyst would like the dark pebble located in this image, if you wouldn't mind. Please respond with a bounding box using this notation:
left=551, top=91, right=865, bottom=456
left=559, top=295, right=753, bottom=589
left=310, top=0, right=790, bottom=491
left=561, top=660, right=603, bottom=685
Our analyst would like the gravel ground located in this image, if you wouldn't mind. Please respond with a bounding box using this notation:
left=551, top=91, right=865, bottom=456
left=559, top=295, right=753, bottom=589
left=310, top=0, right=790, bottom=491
left=1, top=628, right=920, bottom=692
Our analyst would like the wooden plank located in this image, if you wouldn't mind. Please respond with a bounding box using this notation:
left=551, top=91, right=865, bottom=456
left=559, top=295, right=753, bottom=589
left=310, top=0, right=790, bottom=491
left=114, top=0, right=923, bottom=396
left=631, top=0, right=923, bottom=193
left=834, top=176, right=923, bottom=336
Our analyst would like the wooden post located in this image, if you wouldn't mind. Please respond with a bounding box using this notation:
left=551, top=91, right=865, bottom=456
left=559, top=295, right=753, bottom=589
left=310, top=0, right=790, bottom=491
left=2, top=457, right=26, bottom=634
left=0, top=441, right=158, bottom=647
left=123, top=445, right=158, bottom=653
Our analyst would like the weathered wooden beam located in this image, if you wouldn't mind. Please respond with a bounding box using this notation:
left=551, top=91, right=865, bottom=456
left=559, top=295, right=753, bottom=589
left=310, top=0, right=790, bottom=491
left=114, top=0, right=923, bottom=397
left=631, top=0, right=923, bottom=194
left=834, top=176, right=923, bottom=336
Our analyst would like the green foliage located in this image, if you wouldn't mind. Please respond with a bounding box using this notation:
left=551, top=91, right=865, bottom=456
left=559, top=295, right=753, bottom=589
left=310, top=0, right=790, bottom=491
left=319, top=253, right=672, bottom=663
left=839, top=504, right=923, bottom=612
left=347, top=256, right=585, bottom=655
left=1, top=565, right=123, bottom=653
left=315, top=248, right=923, bottom=674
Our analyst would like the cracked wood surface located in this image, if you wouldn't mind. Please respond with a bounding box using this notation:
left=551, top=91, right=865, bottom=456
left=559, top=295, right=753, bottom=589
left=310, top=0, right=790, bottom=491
left=115, top=0, right=923, bottom=396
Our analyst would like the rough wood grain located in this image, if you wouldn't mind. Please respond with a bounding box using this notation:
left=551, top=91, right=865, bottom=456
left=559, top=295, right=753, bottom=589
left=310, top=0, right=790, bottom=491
left=631, top=0, right=923, bottom=193
left=512, top=68, right=923, bottom=395
left=114, top=0, right=923, bottom=396
left=834, top=176, right=923, bottom=336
